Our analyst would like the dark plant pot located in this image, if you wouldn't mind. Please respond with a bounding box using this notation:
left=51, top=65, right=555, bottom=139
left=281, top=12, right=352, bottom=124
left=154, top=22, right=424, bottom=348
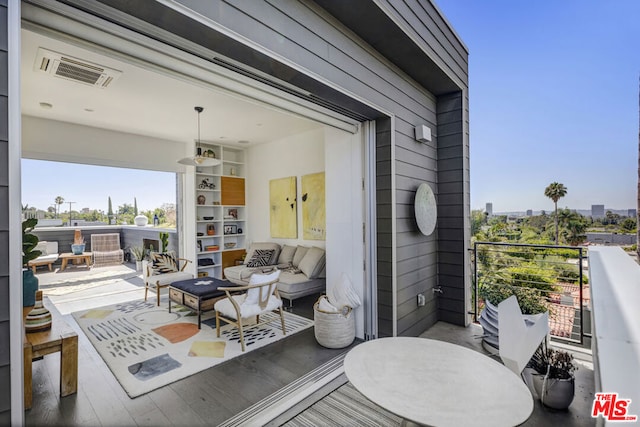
left=23, top=269, right=39, bottom=307
left=532, top=373, right=575, bottom=410
left=71, top=243, right=85, bottom=255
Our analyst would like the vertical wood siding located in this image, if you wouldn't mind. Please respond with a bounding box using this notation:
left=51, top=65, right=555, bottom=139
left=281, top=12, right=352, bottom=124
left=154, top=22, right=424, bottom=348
left=0, top=1, right=10, bottom=421
left=436, top=91, right=470, bottom=326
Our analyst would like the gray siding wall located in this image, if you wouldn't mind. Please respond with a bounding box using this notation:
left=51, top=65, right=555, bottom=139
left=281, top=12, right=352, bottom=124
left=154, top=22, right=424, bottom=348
left=375, top=117, right=393, bottom=337
left=0, top=0, right=10, bottom=422
left=436, top=91, right=470, bottom=325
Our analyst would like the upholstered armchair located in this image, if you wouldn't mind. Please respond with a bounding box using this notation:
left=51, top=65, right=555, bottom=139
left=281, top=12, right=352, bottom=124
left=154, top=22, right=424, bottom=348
left=142, top=252, right=193, bottom=306
left=214, top=270, right=285, bottom=351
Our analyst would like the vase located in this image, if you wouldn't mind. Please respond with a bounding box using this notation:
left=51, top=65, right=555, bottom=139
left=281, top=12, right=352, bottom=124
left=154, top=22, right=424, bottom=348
left=532, top=373, right=575, bottom=409
left=23, top=269, right=39, bottom=307
left=71, top=243, right=85, bottom=255
left=25, top=290, right=52, bottom=332
left=134, top=215, right=149, bottom=226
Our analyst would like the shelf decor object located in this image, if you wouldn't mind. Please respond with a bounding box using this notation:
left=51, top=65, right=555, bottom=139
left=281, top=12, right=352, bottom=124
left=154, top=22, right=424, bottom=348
left=177, top=106, right=222, bottom=167
left=414, top=182, right=437, bottom=236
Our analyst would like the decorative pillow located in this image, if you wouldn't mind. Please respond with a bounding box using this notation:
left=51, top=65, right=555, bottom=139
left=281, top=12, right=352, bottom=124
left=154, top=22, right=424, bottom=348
left=34, top=241, right=48, bottom=256
left=150, top=251, right=179, bottom=274
left=292, top=246, right=309, bottom=267
left=328, top=272, right=362, bottom=309
left=298, top=247, right=326, bottom=279
left=278, top=245, right=297, bottom=265
left=245, top=270, right=281, bottom=306
left=246, top=249, right=275, bottom=267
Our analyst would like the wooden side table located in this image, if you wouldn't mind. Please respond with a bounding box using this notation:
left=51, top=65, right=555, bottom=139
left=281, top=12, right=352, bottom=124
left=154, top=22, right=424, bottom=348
left=23, top=291, right=78, bottom=410
left=59, top=252, right=92, bottom=271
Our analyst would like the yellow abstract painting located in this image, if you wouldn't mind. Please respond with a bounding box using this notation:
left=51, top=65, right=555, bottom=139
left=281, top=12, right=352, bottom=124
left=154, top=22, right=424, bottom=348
left=270, top=176, right=297, bottom=238
left=302, top=172, right=326, bottom=240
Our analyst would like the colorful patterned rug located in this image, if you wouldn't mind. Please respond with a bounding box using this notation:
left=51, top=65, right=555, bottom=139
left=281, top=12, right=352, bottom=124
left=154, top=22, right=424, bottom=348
left=72, top=299, right=314, bottom=398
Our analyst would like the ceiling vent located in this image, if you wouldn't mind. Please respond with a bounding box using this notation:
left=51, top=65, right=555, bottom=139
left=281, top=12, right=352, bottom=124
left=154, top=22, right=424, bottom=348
left=34, top=48, right=122, bottom=88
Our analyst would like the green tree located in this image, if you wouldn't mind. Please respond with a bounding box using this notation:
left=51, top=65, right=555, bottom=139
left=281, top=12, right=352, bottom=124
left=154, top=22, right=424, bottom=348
left=544, top=182, right=567, bottom=245
left=134, top=197, right=138, bottom=216
left=107, top=196, right=114, bottom=224
left=620, top=217, right=637, bottom=233
left=55, top=196, right=64, bottom=218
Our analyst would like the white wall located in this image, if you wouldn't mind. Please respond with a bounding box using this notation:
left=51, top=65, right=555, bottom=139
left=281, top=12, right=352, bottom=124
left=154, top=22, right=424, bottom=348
left=247, top=126, right=365, bottom=338
left=22, top=116, right=189, bottom=173
left=246, top=128, right=326, bottom=248
left=324, top=127, right=364, bottom=338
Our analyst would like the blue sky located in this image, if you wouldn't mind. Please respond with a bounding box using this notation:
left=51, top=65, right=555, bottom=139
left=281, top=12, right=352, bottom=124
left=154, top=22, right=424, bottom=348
left=22, top=159, right=176, bottom=213
left=437, top=0, right=639, bottom=212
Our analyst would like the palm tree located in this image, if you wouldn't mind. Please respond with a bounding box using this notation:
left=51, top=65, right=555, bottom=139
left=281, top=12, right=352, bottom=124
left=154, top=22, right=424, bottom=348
left=54, top=196, right=64, bottom=218
left=544, top=182, right=567, bottom=245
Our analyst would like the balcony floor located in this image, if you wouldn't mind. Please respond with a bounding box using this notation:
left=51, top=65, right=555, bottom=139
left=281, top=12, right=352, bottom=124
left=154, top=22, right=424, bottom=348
left=24, top=265, right=595, bottom=426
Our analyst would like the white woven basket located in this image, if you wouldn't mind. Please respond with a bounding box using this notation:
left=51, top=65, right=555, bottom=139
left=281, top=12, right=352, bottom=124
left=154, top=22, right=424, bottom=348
left=313, top=297, right=355, bottom=349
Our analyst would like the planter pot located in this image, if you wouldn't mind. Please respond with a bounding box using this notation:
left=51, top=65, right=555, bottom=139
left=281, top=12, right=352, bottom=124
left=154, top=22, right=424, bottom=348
left=23, top=269, right=39, bottom=307
left=134, top=215, right=148, bottom=226
left=71, top=243, right=85, bottom=255
left=135, top=261, right=142, bottom=272
left=532, top=373, right=575, bottom=409
left=479, top=299, right=500, bottom=354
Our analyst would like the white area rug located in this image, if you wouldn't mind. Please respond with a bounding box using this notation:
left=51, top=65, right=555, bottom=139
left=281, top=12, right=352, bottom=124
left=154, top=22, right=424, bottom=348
left=72, top=299, right=313, bottom=398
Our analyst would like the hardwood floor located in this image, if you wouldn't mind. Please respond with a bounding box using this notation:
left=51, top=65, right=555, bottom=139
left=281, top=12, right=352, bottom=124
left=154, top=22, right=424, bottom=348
left=24, top=292, right=339, bottom=427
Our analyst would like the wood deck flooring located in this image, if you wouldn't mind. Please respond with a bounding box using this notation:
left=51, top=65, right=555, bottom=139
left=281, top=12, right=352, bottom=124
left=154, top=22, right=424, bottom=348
left=24, top=292, right=335, bottom=427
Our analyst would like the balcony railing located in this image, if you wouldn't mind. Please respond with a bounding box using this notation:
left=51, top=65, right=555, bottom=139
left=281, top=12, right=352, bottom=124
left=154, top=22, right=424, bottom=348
left=472, top=241, right=589, bottom=345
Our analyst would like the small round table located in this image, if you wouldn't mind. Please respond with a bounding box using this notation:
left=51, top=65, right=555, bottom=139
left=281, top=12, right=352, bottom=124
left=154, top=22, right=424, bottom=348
left=344, top=337, right=533, bottom=427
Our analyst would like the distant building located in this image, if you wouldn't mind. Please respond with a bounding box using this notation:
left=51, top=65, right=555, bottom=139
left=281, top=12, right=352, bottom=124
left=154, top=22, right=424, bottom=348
left=628, top=209, right=637, bottom=218
left=526, top=209, right=533, bottom=216
left=591, top=204, right=605, bottom=219
left=486, top=202, right=493, bottom=217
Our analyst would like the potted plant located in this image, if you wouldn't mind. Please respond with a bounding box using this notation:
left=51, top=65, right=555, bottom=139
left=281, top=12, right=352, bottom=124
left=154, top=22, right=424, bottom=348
left=22, top=218, right=42, bottom=306
left=159, top=232, right=169, bottom=253
left=71, top=229, right=85, bottom=255
left=527, top=341, right=577, bottom=409
left=130, top=246, right=145, bottom=271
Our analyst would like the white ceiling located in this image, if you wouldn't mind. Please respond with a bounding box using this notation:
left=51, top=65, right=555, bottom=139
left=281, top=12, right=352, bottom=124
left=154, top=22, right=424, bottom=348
left=21, top=28, right=323, bottom=147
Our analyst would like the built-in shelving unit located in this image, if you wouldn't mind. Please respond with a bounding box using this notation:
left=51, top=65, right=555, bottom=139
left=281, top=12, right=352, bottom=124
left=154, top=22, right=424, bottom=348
left=195, top=143, right=246, bottom=278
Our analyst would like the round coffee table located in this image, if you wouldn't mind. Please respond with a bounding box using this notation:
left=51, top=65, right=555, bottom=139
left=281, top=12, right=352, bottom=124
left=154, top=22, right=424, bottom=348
left=344, top=337, right=533, bottom=426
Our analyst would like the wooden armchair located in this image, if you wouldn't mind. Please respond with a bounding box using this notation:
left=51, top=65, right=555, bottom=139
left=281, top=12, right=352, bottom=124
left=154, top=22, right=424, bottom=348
left=143, top=252, right=193, bottom=306
left=214, top=270, right=285, bottom=351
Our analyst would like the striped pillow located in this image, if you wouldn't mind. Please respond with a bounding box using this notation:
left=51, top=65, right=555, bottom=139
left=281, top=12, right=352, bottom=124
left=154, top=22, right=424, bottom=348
left=246, top=249, right=274, bottom=267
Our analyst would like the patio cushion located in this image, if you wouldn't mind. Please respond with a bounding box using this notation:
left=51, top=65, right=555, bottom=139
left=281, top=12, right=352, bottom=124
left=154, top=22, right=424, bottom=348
left=148, top=271, right=192, bottom=286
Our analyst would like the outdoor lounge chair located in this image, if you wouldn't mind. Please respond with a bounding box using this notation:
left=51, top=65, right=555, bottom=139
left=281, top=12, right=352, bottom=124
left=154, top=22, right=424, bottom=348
left=91, top=233, right=124, bottom=267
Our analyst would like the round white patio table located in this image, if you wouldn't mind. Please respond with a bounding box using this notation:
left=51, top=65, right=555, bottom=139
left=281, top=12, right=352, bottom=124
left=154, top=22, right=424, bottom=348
left=343, top=337, right=533, bottom=427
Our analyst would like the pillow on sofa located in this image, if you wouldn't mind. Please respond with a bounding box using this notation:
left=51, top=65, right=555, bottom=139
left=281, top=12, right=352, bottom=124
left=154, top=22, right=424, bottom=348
left=245, top=242, right=281, bottom=265
left=246, top=249, right=275, bottom=267
left=298, top=246, right=326, bottom=279
left=150, top=251, right=179, bottom=274
left=278, top=245, right=297, bottom=265
left=292, top=246, right=309, bottom=267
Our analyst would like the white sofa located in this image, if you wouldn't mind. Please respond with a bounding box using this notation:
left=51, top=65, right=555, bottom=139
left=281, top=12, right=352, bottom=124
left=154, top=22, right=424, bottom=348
left=28, top=241, right=59, bottom=273
left=224, top=242, right=326, bottom=307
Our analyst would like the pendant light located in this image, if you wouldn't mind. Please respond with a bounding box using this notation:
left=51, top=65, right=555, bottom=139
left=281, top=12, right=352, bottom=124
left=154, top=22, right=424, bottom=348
left=177, top=106, right=221, bottom=167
